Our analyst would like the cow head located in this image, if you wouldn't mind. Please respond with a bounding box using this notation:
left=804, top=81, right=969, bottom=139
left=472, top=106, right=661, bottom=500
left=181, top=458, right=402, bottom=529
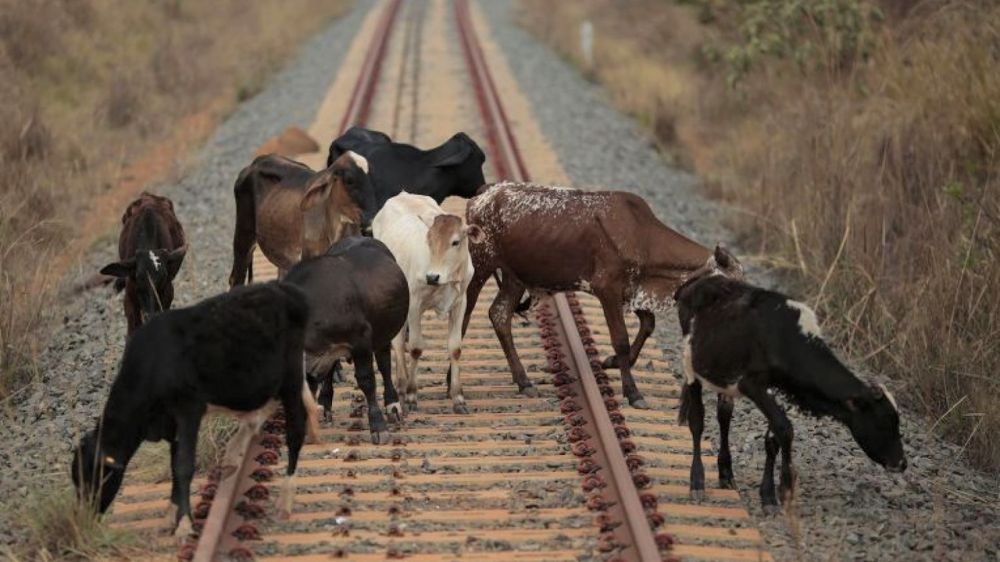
left=301, top=151, right=376, bottom=257
left=423, top=214, right=482, bottom=286
left=101, top=246, right=186, bottom=323
left=433, top=133, right=487, bottom=198
left=844, top=383, right=907, bottom=473
left=71, top=428, right=126, bottom=514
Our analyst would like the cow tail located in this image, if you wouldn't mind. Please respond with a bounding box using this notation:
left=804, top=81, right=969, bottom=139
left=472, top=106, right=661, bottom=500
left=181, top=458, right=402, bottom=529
left=229, top=167, right=257, bottom=288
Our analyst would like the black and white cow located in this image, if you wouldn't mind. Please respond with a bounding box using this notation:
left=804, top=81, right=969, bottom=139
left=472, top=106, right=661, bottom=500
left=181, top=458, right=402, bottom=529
left=675, top=273, right=906, bottom=512
left=326, top=126, right=486, bottom=208
left=72, top=282, right=319, bottom=538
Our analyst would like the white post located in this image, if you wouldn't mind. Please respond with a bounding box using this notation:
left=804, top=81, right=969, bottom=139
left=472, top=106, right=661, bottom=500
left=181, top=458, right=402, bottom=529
left=580, top=20, right=594, bottom=71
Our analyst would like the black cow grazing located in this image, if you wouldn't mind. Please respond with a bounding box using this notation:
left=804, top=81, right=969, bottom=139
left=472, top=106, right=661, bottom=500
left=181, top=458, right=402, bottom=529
left=675, top=273, right=907, bottom=512
left=327, top=126, right=486, bottom=207
left=100, top=193, right=187, bottom=338
left=71, top=282, right=319, bottom=538
left=284, top=236, right=409, bottom=444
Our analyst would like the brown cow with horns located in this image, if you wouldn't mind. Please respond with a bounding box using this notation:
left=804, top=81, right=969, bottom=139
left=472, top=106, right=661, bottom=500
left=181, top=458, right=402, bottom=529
left=463, top=181, right=744, bottom=408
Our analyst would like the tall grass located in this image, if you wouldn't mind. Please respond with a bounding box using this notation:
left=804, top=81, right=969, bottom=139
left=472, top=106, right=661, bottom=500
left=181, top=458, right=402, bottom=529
left=0, top=0, right=350, bottom=399
left=1, top=485, right=142, bottom=561
left=519, top=0, right=999, bottom=472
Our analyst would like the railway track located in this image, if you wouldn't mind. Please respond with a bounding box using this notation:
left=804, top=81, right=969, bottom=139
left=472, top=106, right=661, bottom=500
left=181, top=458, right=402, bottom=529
left=109, top=1, right=773, bottom=560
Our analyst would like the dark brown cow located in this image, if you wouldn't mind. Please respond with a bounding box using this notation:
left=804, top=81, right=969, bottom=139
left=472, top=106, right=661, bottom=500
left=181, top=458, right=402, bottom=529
left=464, top=182, right=744, bottom=408
left=229, top=151, right=376, bottom=287
left=100, top=192, right=187, bottom=338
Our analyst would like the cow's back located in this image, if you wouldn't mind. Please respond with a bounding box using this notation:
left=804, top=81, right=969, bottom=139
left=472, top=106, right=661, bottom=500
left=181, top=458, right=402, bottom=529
left=286, top=238, right=408, bottom=351
left=373, top=193, right=440, bottom=280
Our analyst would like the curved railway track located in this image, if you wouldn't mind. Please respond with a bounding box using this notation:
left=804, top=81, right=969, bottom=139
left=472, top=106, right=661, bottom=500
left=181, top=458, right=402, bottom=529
left=109, top=1, right=773, bottom=560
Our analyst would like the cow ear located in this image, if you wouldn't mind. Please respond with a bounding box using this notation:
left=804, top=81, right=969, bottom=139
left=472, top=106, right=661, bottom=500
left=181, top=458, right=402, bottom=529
left=418, top=212, right=437, bottom=228
left=300, top=178, right=331, bottom=211
left=433, top=134, right=473, bottom=167
left=466, top=224, right=484, bottom=244
left=713, top=245, right=732, bottom=269
left=166, top=245, right=187, bottom=277
left=100, top=259, right=136, bottom=278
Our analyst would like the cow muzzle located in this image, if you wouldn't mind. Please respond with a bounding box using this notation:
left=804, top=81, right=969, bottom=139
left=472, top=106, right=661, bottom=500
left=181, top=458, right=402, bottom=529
left=425, top=273, right=441, bottom=286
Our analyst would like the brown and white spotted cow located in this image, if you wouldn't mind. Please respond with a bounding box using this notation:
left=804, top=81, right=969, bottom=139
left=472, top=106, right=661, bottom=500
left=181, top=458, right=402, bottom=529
left=464, top=181, right=744, bottom=409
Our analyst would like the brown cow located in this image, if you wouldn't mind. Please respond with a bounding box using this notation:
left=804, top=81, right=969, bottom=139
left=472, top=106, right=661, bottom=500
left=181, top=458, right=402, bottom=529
left=229, top=151, right=376, bottom=287
left=464, top=181, right=744, bottom=408
left=100, top=192, right=187, bottom=338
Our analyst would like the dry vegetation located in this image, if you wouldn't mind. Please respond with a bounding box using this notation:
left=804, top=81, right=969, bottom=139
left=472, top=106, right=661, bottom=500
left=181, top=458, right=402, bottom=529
left=520, top=0, right=999, bottom=472
left=0, top=0, right=350, bottom=400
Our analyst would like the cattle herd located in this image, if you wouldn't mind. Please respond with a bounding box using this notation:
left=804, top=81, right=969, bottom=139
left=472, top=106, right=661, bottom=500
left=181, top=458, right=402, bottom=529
left=70, top=126, right=908, bottom=539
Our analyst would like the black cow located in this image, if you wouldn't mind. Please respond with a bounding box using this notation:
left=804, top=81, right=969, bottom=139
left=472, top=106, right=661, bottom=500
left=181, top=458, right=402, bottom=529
left=100, top=193, right=187, bottom=338
left=284, top=236, right=409, bottom=444
left=327, top=126, right=486, bottom=207
left=675, top=273, right=907, bottom=512
left=72, top=282, right=318, bottom=538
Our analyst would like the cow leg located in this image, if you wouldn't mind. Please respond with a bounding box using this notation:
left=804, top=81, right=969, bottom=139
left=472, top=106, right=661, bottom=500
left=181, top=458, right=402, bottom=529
left=354, top=346, right=389, bottom=444
left=683, top=381, right=706, bottom=502
left=595, top=292, right=648, bottom=408
left=405, top=298, right=424, bottom=412
left=278, top=378, right=307, bottom=519
left=461, top=269, right=491, bottom=336
left=446, top=269, right=491, bottom=397
left=391, top=329, right=409, bottom=414
left=601, top=309, right=654, bottom=370
left=375, top=346, right=402, bottom=422
left=166, top=439, right=181, bottom=528
left=330, top=359, right=346, bottom=384
left=760, top=429, right=780, bottom=514
left=489, top=274, right=536, bottom=396
left=740, top=378, right=795, bottom=513
left=447, top=293, right=468, bottom=414
left=170, top=409, right=202, bottom=540
left=124, top=293, right=141, bottom=337
left=298, top=353, right=320, bottom=442
left=717, top=393, right=736, bottom=489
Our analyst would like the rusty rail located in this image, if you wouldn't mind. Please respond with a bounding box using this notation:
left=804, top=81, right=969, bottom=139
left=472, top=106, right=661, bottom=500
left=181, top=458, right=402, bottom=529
left=179, top=1, right=672, bottom=560
left=454, top=1, right=668, bottom=560
left=186, top=2, right=406, bottom=560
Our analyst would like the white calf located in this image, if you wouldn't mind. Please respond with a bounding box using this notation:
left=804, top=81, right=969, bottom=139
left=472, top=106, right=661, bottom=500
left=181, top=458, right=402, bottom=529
left=373, top=193, right=482, bottom=413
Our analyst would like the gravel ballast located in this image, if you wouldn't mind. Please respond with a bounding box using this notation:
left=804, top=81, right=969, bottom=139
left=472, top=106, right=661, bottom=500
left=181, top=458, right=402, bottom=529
left=479, top=1, right=998, bottom=561
left=0, top=1, right=375, bottom=543
left=2, top=1, right=996, bottom=560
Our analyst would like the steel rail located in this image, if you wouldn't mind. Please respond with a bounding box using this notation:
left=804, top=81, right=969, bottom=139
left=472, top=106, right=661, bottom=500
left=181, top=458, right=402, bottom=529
left=186, top=2, right=405, bottom=560
left=185, top=1, right=670, bottom=560
left=453, top=1, right=666, bottom=560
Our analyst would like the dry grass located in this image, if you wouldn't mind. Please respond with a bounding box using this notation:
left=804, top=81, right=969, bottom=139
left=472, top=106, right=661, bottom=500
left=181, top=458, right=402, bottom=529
left=0, top=484, right=143, bottom=561
left=0, top=0, right=351, bottom=400
left=520, top=0, right=999, bottom=473
left=129, top=415, right=240, bottom=484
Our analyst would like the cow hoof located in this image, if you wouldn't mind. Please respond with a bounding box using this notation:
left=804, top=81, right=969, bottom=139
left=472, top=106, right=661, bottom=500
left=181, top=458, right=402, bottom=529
left=452, top=402, right=469, bottom=414
left=689, top=489, right=705, bottom=503
left=386, top=402, right=403, bottom=423
left=370, top=430, right=391, bottom=445
left=600, top=356, right=617, bottom=369
left=173, top=516, right=193, bottom=540
left=762, top=504, right=782, bottom=517
left=519, top=384, right=539, bottom=398
left=322, top=409, right=332, bottom=423
left=719, top=477, right=736, bottom=490
left=629, top=398, right=651, bottom=410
